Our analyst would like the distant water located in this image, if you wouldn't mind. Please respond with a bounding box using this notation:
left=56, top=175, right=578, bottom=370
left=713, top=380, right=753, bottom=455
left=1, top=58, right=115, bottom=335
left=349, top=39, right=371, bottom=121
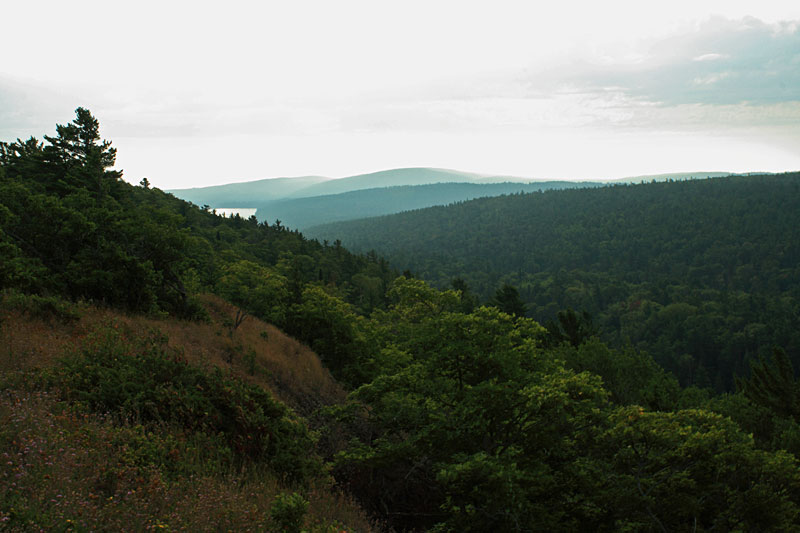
left=215, top=208, right=257, bottom=218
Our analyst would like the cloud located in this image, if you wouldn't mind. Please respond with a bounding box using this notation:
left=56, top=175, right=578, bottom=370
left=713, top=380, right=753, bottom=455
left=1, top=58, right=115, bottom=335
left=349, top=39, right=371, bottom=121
left=693, top=53, right=729, bottom=62
left=0, top=77, right=80, bottom=141
left=563, top=17, right=800, bottom=106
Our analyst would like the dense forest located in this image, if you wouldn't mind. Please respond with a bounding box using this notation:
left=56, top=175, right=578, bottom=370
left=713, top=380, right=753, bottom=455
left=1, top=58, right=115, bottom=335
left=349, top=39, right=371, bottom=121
left=4, top=110, right=800, bottom=531
left=308, top=175, right=800, bottom=391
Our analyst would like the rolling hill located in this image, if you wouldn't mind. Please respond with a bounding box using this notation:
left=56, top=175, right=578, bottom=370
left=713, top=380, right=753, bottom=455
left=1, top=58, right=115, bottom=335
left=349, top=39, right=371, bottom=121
left=166, top=175, right=329, bottom=207
left=167, top=168, right=740, bottom=229
left=253, top=180, right=603, bottom=229
left=166, top=167, right=539, bottom=208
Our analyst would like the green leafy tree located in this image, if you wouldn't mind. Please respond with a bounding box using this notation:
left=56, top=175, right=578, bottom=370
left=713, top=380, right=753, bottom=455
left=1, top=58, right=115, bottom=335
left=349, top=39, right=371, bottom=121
left=555, top=337, right=681, bottom=410
left=286, top=285, right=369, bottom=385
left=216, top=260, right=289, bottom=333
left=597, top=407, right=800, bottom=531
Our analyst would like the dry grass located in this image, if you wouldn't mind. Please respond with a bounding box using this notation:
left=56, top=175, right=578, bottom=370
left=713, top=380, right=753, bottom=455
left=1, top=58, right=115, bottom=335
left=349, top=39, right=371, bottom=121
left=0, top=294, right=379, bottom=531
left=0, top=389, right=376, bottom=532
left=0, top=294, right=346, bottom=416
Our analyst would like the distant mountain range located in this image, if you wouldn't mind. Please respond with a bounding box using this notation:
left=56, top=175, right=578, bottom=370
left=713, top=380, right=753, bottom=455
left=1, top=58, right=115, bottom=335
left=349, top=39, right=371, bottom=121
left=166, top=167, right=744, bottom=229
left=168, top=168, right=537, bottom=204
left=251, top=181, right=603, bottom=229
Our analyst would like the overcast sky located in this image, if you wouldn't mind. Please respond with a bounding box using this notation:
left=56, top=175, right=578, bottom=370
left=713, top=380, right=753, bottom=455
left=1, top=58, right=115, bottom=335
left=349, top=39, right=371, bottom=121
left=2, top=0, right=800, bottom=188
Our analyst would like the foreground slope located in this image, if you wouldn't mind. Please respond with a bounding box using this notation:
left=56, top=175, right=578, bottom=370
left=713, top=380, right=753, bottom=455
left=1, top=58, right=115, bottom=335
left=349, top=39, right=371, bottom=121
left=0, top=293, right=374, bottom=531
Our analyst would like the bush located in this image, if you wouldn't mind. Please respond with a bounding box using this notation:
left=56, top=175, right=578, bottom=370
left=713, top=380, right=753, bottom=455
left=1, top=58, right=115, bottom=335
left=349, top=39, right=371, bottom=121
left=1, top=290, right=82, bottom=324
left=270, top=492, right=309, bottom=533
left=55, top=321, right=323, bottom=482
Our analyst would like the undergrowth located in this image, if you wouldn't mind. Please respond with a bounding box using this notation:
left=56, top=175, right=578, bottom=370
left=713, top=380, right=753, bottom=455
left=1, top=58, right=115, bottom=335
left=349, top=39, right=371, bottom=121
left=0, top=317, right=377, bottom=532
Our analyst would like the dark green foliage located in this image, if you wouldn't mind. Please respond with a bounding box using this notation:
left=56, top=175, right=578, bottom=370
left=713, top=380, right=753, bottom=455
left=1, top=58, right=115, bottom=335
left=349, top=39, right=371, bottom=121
left=327, top=278, right=800, bottom=531
left=284, top=285, right=370, bottom=386
left=56, top=323, right=322, bottom=483
left=488, top=282, right=527, bottom=317
left=545, top=308, right=598, bottom=347
left=1, top=290, right=81, bottom=324
left=311, top=174, right=800, bottom=391
left=737, top=348, right=800, bottom=422
left=451, top=277, right=478, bottom=313
left=554, top=338, right=681, bottom=410
left=0, top=108, right=396, bottom=320
left=595, top=407, right=800, bottom=532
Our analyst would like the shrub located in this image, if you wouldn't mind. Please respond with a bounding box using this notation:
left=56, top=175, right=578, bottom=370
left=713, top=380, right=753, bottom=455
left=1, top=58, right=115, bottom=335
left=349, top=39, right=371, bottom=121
left=1, top=290, right=81, bottom=324
left=55, top=321, right=323, bottom=482
left=270, top=492, right=309, bottom=533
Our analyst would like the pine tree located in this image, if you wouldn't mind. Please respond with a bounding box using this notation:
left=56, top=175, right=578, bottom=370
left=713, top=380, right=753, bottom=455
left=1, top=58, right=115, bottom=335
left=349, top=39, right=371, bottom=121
left=736, top=347, right=800, bottom=421
left=489, top=283, right=527, bottom=317
left=42, top=107, right=121, bottom=197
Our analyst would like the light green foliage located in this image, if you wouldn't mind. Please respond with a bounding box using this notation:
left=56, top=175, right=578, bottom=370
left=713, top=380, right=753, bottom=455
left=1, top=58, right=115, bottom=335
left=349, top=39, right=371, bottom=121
left=216, top=260, right=289, bottom=329
left=555, top=338, right=681, bottom=410
left=286, top=285, right=369, bottom=385
left=333, top=277, right=612, bottom=530
left=598, top=407, right=800, bottom=531
left=330, top=277, right=800, bottom=531
left=270, top=492, right=309, bottom=533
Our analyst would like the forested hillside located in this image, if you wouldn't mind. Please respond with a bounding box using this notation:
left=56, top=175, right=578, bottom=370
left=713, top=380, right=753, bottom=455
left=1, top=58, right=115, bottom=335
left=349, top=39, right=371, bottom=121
left=5, top=110, right=800, bottom=532
left=308, top=174, right=800, bottom=391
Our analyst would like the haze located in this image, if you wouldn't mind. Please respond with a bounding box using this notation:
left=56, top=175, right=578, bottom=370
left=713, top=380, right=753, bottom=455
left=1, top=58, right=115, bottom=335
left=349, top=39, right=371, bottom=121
left=2, top=0, right=799, bottom=188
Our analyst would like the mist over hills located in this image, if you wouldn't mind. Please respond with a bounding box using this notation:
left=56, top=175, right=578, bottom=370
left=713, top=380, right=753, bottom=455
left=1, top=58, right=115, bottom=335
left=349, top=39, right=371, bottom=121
left=166, top=175, right=328, bottom=207
left=168, top=167, right=738, bottom=230
left=254, top=180, right=602, bottom=229
left=167, top=167, right=531, bottom=206
left=167, top=167, right=589, bottom=229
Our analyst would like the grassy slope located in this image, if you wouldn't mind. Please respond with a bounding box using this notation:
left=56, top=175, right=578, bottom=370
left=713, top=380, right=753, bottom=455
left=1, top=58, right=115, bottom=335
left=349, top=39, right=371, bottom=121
left=0, top=295, right=375, bottom=532
left=1, top=294, right=345, bottom=415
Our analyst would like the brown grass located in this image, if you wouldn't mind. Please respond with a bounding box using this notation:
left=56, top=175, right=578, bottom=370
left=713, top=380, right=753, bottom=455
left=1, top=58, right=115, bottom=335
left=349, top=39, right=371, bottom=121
left=0, top=294, right=378, bottom=531
left=0, top=294, right=345, bottom=416
left=0, top=389, right=376, bottom=532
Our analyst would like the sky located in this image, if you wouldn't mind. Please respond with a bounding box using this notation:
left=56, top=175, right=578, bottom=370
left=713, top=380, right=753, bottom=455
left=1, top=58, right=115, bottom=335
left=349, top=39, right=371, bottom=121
left=2, top=0, right=800, bottom=188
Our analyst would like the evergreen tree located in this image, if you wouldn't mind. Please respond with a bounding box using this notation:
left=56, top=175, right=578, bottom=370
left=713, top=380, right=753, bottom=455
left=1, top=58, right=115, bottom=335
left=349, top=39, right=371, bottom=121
left=42, top=107, right=121, bottom=197
left=489, top=283, right=527, bottom=317
left=736, top=347, right=800, bottom=421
